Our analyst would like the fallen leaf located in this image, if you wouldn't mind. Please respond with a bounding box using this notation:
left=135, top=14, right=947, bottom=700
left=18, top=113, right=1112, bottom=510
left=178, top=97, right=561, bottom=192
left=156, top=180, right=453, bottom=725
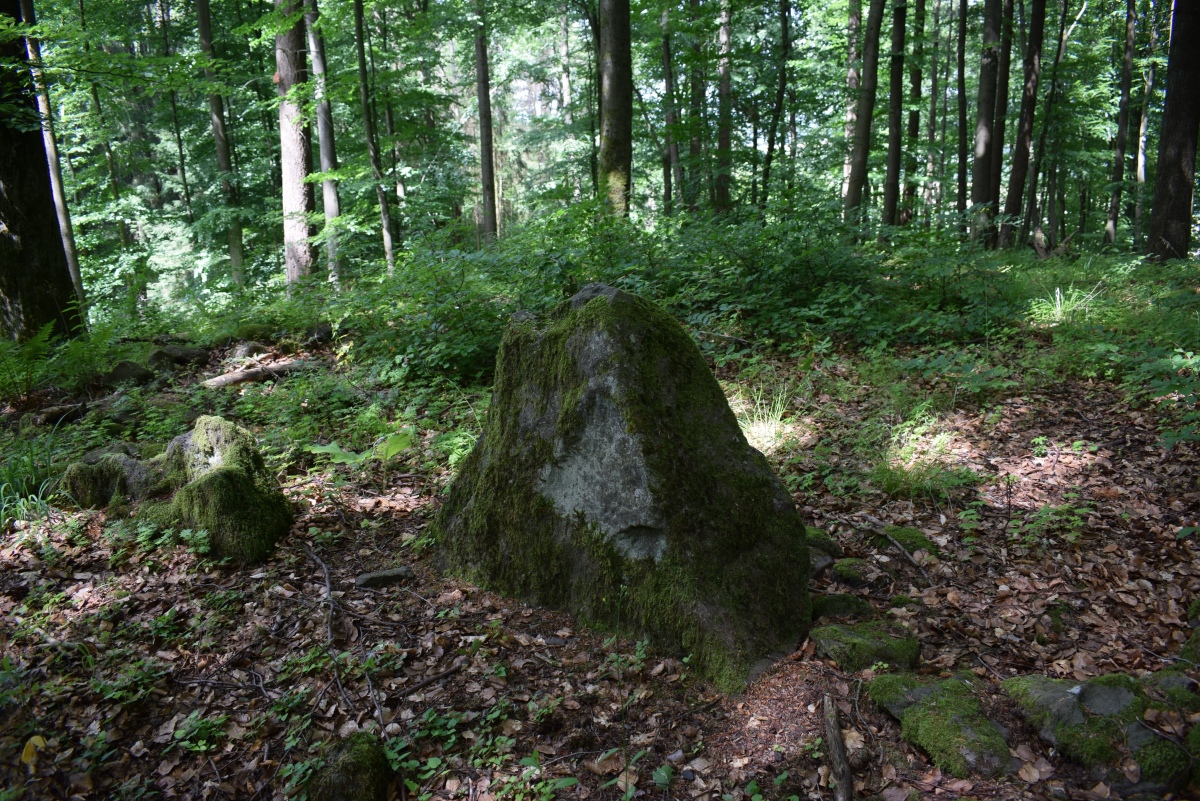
left=1018, top=762, right=1040, bottom=783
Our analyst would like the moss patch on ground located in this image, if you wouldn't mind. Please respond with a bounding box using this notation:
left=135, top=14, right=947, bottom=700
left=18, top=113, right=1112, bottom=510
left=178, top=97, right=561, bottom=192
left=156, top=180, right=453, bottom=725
left=811, top=621, right=918, bottom=672
left=811, top=593, right=875, bottom=621
left=804, top=527, right=842, bottom=558
left=831, top=558, right=870, bottom=586
left=881, top=526, right=938, bottom=554
left=307, top=731, right=391, bottom=801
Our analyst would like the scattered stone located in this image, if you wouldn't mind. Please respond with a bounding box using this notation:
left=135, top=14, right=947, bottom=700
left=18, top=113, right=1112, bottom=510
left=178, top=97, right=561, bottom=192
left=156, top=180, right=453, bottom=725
left=96, top=361, right=154, bottom=388
left=232, top=341, right=269, bottom=359
left=146, top=345, right=209, bottom=371
left=811, top=593, right=875, bottom=621
left=831, top=558, right=871, bottom=587
left=870, top=674, right=1010, bottom=778
left=307, top=731, right=391, bottom=801
left=354, top=566, right=415, bottom=588
left=810, top=621, right=919, bottom=672
left=431, top=284, right=811, bottom=689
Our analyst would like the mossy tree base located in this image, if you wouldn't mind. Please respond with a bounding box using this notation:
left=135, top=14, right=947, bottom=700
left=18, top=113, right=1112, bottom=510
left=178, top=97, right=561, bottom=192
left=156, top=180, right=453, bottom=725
left=431, top=285, right=810, bottom=690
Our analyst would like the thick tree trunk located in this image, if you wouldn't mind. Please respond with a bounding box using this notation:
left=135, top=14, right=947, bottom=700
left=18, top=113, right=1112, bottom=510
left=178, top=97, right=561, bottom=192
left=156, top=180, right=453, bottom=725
left=305, top=0, right=341, bottom=281
left=0, top=0, right=82, bottom=339
left=902, top=0, right=925, bottom=224
left=276, top=0, right=314, bottom=282
left=20, top=0, right=85, bottom=314
left=971, top=0, right=1001, bottom=239
left=196, top=0, right=244, bottom=283
left=955, top=0, right=967, bottom=218
left=1104, top=0, right=1136, bottom=245
left=1133, top=0, right=1158, bottom=249
left=760, top=0, right=791, bottom=208
left=1147, top=0, right=1200, bottom=260
left=989, top=0, right=1013, bottom=221
left=475, top=1, right=498, bottom=237
left=354, top=0, right=396, bottom=267
left=882, top=0, right=907, bottom=227
left=598, top=0, right=633, bottom=214
left=924, top=0, right=943, bottom=220
left=998, top=0, right=1044, bottom=246
left=714, top=0, right=733, bottom=212
left=845, top=0, right=887, bottom=220
left=842, top=0, right=861, bottom=201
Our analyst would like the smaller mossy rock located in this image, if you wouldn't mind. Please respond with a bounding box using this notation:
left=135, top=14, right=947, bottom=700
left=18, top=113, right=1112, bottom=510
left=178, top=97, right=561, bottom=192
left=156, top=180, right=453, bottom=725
left=147, top=345, right=209, bottom=371
left=232, top=341, right=269, bottom=359
left=1178, top=630, right=1200, bottom=666
left=97, top=360, right=154, bottom=388
left=872, top=676, right=1009, bottom=778
left=832, top=558, right=871, bottom=587
left=812, top=593, right=876, bottom=621
left=1135, top=738, right=1192, bottom=789
left=81, top=442, right=137, bottom=464
left=805, top=527, right=843, bottom=558
left=163, top=415, right=269, bottom=484
left=1149, top=672, right=1200, bottom=713
left=308, top=732, right=392, bottom=801
left=811, top=621, right=919, bottom=672
left=233, top=323, right=275, bottom=343
left=881, top=526, right=938, bottom=554
left=1186, top=597, right=1200, bottom=623
left=62, top=453, right=165, bottom=508
left=890, top=595, right=920, bottom=608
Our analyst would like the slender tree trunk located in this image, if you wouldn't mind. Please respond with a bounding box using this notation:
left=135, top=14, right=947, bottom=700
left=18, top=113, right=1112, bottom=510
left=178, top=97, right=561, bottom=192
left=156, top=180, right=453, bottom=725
left=1021, top=0, right=1074, bottom=245
left=882, top=0, right=907, bottom=227
left=354, top=0, right=396, bottom=266
left=276, top=0, right=314, bottom=282
left=956, top=0, right=967, bottom=219
left=1133, top=0, right=1158, bottom=249
left=714, top=0, right=733, bottom=211
left=662, top=11, right=684, bottom=214
left=998, top=0, right=1044, bottom=246
left=563, top=9, right=582, bottom=199
left=845, top=0, right=887, bottom=220
left=924, top=0, right=942, bottom=220
left=598, top=0, right=633, bottom=214
left=1104, top=0, right=1136, bottom=245
left=1147, top=0, right=1200, bottom=260
left=842, top=0, right=861, bottom=200
left=78, top=0, right=129, bottom=249
left=1046, top=159, right=1058, bottom=247
left=20, top=0, right=84, bottom=313
left=195, top=0, right=244, bottom=282
left=760, top=0, right=791, bottom=208
left=902, top=0, right=924, bottom=223
left=687, top=0, right=704, bottom=209
left=305, top=0, right=340, bottom=282
left=158, top=0, right=193, bottom=223
left=474, top=1, right=497, bottom=237
left=989, top=0, right=1013, bottom=222
left=971, top=0, right=1001, bottom=240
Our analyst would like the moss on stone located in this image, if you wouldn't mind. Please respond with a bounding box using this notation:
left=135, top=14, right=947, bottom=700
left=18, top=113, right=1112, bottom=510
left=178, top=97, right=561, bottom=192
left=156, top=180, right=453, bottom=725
left=812, top=593, right=875, bottom=621
left=868, top=672, right=924, bottom=714
left=898, top=679, right=1008, bottom=778
left=1179, top=630, right=1200, bottom=666
left=62, top=453, right=166, bottom=508
left=1135, top=738, right=1192, bottom=788
left=431, top=287, right=809, bottom=691
left=832, top=558, right=870, bottom=586
left=882, top=526, right=938, bottom=554
left=811, top=622, right=919, bottom=672
left=308, top=732, right=391, bottom=801
left=1187, top=598, right=1200, bottom=622
left=890, top=595, right=920, bottom=608
left=167, top=468, right=291, bottom=563
left=805, top=527, right=842, bottom=558
left=233, top=323, right=275, bottom=343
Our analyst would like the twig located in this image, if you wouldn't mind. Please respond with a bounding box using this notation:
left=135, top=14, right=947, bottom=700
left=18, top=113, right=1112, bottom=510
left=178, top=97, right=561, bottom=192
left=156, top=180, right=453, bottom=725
left=355, top=621, right=385, bottom=728
left=823, top=694, right=853, bottom=801
left=693, top=329, right=752, bottom=345
left=304, top=542, right=358, bottom=714
left=401, top=659, right=465, bottom=697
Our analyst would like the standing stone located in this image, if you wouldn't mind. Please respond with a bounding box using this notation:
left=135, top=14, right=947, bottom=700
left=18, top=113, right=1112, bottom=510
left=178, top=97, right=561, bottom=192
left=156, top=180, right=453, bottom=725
left=431, top=284, right=810, bottom=688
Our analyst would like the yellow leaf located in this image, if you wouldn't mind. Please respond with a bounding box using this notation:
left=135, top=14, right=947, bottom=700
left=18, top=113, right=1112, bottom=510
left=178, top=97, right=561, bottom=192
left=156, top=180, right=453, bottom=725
left=21, top=735, right=46, bottom=766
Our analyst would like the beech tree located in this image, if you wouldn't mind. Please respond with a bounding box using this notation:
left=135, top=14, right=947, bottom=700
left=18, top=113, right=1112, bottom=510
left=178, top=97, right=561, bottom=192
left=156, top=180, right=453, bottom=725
left=598, top=0, right=632, bottom=214
left=275, top=0, right=314, bottom=283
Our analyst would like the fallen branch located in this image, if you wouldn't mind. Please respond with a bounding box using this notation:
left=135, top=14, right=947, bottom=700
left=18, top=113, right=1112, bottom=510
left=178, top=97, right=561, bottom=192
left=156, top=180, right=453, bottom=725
left=202, top=359, right=314, bottom=389
left=401, top=659, right=465, bottom=697
left=304, top=542, right=357, bottom=714
left=823, top=694, right=853, bottom=801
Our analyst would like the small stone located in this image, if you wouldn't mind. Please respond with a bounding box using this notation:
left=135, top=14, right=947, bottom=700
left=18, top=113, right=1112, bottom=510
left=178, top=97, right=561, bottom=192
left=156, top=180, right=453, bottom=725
left=97, top=361, right=154, bottom=388
left=666, top=750, right=685, bottom=764
left=233, top=341, right=269, bottom=359
left=542, top=636, right=567, bottom=646
left=354, top=566, right=414, bottom=588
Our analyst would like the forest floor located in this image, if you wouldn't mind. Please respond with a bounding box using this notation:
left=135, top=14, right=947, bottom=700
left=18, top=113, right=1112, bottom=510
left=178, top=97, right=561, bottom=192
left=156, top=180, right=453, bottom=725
left=2, top=336, right=1199, bottom=801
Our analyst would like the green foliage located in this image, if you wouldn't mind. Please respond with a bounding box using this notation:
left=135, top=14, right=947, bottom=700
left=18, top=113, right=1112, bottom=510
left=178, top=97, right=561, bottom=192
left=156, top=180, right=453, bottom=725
left=169, top=710, right=229, bottom=754
left=0, top=323, right=55, bottom=401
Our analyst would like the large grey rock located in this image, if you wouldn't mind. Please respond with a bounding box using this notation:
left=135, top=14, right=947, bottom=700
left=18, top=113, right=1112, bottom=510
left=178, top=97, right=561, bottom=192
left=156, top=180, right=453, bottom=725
left=431, top=284, right=810, bottom=689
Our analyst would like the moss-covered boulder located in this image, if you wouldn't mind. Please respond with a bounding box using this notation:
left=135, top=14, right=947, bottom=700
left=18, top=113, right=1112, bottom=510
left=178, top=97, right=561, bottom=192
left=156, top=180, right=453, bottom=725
left=810, top=621, right=919, bottom=672
left=307, top=732, right=392, bottom=801
left=811, top=593, right=876, bottom=621
left=870, top=674, right=1010, bottom=778
left=431, top=284, right=810, bottom=689
left=831, top=557, right=871, bottom=587
left=62, top=453, right=165, bottom=508
left=880, top=526, right=938, bottom=555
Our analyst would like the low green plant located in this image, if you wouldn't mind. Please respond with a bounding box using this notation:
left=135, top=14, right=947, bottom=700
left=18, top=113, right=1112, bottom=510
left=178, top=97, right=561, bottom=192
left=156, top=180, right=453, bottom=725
left=89, top=657, right=168, bottom=703
left=169, top=710, right=229, bottom=753
left=0, top=322, right=54, bottom=402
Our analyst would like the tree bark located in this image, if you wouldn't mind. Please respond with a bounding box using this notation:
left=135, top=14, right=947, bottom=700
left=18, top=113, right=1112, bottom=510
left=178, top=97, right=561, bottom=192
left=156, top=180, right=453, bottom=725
left=305, top=0, right=341, bottom=282
left=988, top=0, right=1013, bottom=222
left=662, top=11, right=684, bottom=214
left=354, top=0, right=396, bottom=267
left=598, top=0, right=633, bottom=214
left=882, top=0, right=907, bottom=227
left=1133, top=0, right=1158, bottom=250
left=760, top=0, right=791, bottom=208
left=1104, top=0, right=1136, bottom=245
left=845, top=0, right=887, bottom=220
left=714, top=0, right=733, bottom=212
left=475, top=0, right=498, bottom=237
left=902, top=0, right=925, bottom=224
left=955, top=0, right=967, bottom=218
left=998, top=0, right=1044, bottom=246
left=1021, top=0, right=1075, bottom=245
left=971, top=0, right=1001, bottom=239
left=276, top=0, right=314, bottom=283
left=196, top=0, right=244, bottom=283
left=1147, top=0, right=1200, bottom=260
left=687, top=0, right=704, bottom=210
left=924, top=0, right=942, bottom=220
left=0, top=0, right=82, bottom=339
left=842, top=0, right=862, bottom=202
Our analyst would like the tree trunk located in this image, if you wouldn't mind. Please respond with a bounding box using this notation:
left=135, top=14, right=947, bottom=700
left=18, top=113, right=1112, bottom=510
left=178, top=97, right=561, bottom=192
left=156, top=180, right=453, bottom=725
left=842, top=0, right=861, bottom=201
left=1021, top=0, right=1075, bottom=245
left=998, top=0, right=1044, bottom=246
left=845, top=0, right=887, bottom=220
left=989, top=0, right=1013, bottom=221
left=882, top=0, right=907, bottom=227
left=1104, top=0, right=1136, bottom=245
left=276, top=0, right=314, bottom=283
left=955, top=0, right=967, bottom=218
left=0, top=0, right=82, bottom=339
left=714, top=0, right=733, bottom=212
left=306, top=0, right=341, bottom=282
left=662, top=11, right=684, bottom=214
left=687, top=0, right=704, bottom=210
left=158, top=0, right=194, bottom=223
left=20, top=0, right=85, bottom=314
left=760, top=0, right=791, bottom=208
left=475, top=0, right=498, bottom=237
left=1147, top=0, right=1200, bottom=260
left=1133, top=0, right=1158, bottom=250
left=354, top=0, right=396, bottom=267
left=195, top=0, right=244, bottom=283
left=901, top=0, right=925, bottom=224
left=598, top=0, right=633, bottom=214
left=971, top=0, right=1001, bottom=239
left=924, top=0, right=942, bottom=221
